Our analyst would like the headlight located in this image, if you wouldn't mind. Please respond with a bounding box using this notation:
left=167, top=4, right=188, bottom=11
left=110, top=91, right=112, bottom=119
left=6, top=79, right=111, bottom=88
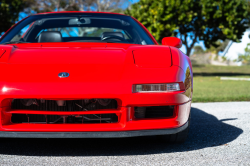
left=133, top=83, right=180, bottom=93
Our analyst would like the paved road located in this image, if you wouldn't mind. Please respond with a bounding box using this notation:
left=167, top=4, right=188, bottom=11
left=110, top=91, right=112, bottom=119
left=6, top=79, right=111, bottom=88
left=0, top=102, right=249, bottom=166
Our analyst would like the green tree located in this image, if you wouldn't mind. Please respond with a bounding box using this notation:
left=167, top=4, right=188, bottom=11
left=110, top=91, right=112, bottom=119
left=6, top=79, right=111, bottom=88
left=193, top=45, right=205, bottom=55
left=237, top=43, right=250, bottom=65
left=28, top=0, right=128, bottom=13
left=0, top=0, right=33, bottom=33
left=126, top=0, right=248, bottom=56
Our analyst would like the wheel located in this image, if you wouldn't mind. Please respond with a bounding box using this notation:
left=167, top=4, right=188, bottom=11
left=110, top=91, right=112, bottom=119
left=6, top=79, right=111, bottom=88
left=159, top=116, right=190, bottom=144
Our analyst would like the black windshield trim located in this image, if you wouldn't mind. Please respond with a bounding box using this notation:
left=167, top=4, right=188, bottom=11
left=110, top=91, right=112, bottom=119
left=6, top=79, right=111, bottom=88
left=0, top=13, right=155, bottom=45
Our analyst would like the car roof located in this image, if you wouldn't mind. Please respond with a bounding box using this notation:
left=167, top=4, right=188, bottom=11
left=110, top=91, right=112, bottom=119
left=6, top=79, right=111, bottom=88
left=33, top=11, right=127, bottom=16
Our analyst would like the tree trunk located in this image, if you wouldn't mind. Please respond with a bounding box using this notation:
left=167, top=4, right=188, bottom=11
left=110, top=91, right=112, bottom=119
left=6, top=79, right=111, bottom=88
left=184, top=33, right=198, bottom=57
left=186, top=46, right=192, bottom=57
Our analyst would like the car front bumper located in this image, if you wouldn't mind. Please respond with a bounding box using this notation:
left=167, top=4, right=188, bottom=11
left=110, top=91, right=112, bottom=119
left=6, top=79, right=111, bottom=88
left=0, top=121, right=189, bottom=138
left=0, top=81, right=192, bottom=135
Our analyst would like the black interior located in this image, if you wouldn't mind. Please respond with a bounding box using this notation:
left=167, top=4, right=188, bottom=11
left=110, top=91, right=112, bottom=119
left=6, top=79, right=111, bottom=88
left=22, top=18, right=140, bottom=43
left=102, top=32, right=124, bottom=39
left=101, top=32, right=125, bottom=42
left=38, top=31, right=63, bottom=43
left=37, top=31, right=127, bottom=43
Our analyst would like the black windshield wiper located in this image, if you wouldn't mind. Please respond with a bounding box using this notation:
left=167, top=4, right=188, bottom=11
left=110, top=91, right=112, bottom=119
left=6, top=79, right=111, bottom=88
left=3, top=41, right=30, bottom=44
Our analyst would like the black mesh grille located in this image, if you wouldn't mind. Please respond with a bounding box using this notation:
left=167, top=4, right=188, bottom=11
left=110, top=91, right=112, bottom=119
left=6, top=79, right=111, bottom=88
left=11, top=114, right=118, bottom=124
left=134, top=106, right=174, bottom=119
left=11, top=99, right=118, bottom=111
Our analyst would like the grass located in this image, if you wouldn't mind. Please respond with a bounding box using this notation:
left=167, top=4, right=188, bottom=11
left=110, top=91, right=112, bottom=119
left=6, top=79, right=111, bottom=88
left=193, top=65, right=250, bottom=76
left=192, top=65, right=250, bottom=102
left=193, top=76, right=250, bottom=102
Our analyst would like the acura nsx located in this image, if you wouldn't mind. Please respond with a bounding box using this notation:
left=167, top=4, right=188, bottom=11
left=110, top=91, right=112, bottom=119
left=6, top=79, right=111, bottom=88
left=0, top=12, right=193, bottom=143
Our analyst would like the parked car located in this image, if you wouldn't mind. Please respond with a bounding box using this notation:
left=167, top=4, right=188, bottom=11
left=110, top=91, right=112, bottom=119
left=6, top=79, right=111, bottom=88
left=0, top=12, right=192, bottom=143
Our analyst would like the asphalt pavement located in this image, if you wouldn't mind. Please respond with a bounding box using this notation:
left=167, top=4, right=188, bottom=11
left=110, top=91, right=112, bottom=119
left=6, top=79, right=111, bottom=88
left=0, top=102, right=249, bottom=165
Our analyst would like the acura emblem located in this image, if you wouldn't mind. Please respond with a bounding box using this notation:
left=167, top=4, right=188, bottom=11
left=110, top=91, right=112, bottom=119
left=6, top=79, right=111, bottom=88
left=58, top=72, right=69, bottom=78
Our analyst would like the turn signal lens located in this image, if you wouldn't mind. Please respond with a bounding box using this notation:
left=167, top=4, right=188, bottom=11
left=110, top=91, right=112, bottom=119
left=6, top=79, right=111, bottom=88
left=167, top=83, right=180, bottom=91
left=133, top=83, right=180, bottom=93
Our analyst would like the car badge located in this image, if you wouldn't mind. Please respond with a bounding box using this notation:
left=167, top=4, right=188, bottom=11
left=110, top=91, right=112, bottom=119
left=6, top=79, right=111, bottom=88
left=58, top=72, right=69, bottom=78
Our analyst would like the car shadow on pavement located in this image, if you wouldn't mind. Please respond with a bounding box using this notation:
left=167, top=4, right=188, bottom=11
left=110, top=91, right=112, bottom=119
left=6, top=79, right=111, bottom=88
left=0, top=107, right=243, bottom=156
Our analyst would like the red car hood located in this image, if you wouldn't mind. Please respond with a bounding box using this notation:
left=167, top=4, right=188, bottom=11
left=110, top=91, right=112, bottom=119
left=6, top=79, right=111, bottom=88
left=0, top=43, right=182, bottom=98
left=1, top=43, right=137, bottom=83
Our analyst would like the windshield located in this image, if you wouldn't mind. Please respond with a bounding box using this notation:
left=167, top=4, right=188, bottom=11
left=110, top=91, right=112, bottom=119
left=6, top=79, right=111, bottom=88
left=0, top=13, right=155, bottom=45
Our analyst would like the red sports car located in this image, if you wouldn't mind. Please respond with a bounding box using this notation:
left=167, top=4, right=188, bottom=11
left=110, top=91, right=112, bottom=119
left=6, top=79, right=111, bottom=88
left=0, top=12, right=192, bottom=143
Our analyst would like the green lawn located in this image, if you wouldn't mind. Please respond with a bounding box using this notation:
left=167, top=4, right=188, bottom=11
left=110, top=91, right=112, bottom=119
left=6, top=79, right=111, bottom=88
left=193, top=65, right=250, bottom=76
left=193, top=76, right=250, bottom=102
left=192, top=65, right=250, bottom=102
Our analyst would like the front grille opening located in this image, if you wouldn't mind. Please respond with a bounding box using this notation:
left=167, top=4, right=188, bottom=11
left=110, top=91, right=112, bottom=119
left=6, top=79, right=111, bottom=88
left=11, top=99, right=118, bottom=111
left=11, top=114, right=118, bottom=124
left=134, top=106, right=175, bottom=119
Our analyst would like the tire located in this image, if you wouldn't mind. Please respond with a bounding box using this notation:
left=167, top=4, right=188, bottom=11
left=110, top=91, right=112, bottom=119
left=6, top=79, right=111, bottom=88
left=159, top=116, right=190, bottom=144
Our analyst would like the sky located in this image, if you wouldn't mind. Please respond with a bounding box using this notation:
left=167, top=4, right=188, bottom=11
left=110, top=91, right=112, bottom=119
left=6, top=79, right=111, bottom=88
left=223, top=30, right=250, bottom=60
